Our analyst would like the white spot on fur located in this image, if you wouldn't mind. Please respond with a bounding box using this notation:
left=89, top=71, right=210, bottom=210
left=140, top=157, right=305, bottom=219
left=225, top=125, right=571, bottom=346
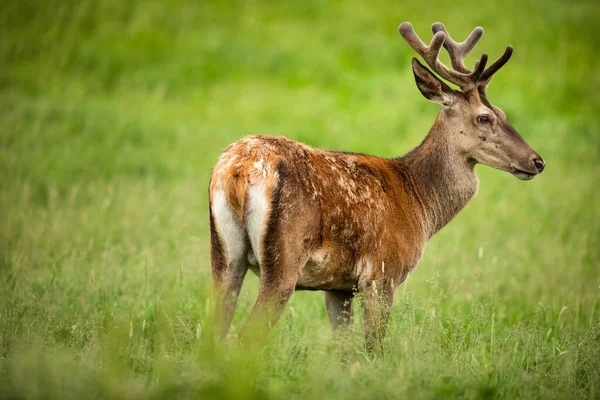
left=211, top=190, right=246, bottom=264
left=247, top=184, right=269, bottom=264
left=253, top=158, right=265, bottom=177
left=308, top=248, right=328, bottom=264
left=355, top=258, right=373, bottom=278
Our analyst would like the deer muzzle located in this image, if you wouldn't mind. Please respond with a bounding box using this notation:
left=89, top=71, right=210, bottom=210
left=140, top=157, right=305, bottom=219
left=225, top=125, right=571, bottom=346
left=511, top=152, right=545, bottom=180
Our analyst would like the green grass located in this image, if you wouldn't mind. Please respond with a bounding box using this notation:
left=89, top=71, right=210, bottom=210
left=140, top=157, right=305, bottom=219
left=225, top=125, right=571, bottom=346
left=1, top=0, right=599, bottom=398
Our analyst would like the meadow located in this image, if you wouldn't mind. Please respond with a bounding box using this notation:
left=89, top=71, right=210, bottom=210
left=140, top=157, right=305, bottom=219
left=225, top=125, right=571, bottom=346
left=1, top=0, right=599, bottom=398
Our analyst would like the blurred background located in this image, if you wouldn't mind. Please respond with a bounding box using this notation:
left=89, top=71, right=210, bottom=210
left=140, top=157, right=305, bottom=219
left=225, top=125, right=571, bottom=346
left=1, top=0, right=598, bottom=399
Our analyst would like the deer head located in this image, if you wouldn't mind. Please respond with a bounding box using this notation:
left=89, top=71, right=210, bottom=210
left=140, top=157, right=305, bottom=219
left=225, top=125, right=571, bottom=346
left=399, top=22, right=545, bottom=180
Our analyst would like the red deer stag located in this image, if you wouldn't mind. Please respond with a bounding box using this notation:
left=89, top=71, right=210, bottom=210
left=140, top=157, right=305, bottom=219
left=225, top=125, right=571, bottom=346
left=208, top=22, right=545, bottom=350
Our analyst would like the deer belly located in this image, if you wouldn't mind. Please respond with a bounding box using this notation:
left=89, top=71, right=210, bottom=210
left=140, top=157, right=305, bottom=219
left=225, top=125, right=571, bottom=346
left=296, top=248, right=355, bottom=291
left=246, top=247, right=356, bottom=290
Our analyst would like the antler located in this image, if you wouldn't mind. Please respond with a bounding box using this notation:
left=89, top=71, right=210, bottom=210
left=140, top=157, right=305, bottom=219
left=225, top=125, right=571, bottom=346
left=399, top=22, right=513, bottom=89
left=478, top=45, right=513, bottom=85
left=431, top=22, right=483, bottom=74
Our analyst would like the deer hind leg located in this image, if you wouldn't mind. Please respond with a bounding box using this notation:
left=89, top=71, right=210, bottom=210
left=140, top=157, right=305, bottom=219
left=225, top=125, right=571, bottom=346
left=240, top=228, right=306, bottom=341
left=325, top=291, right=354, bottom=331
left=240, top=260, right=300, bottom=343
left=210, top=190, right=249, bottom=340
left=240, top=179, right=313, bottom=342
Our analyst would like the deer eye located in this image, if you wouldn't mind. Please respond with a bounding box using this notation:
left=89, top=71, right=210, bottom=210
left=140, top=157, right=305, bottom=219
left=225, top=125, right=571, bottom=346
left=477, top=115, right=491, bottom=124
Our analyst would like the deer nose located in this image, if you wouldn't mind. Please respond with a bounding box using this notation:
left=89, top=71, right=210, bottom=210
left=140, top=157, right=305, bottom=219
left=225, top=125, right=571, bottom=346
left=533, top=157, right=545, bottom=173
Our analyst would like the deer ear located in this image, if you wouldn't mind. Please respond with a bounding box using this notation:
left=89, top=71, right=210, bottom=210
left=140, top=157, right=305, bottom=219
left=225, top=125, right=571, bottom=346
left=411, top=58, right=456, bottom=106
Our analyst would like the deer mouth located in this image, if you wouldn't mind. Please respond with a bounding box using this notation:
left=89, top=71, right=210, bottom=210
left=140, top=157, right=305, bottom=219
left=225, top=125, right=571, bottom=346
left=511, top=167, right=537, bottom=180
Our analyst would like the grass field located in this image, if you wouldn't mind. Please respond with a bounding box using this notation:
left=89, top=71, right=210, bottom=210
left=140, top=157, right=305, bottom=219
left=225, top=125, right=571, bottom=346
left=1, top=0, right=599, bottom=398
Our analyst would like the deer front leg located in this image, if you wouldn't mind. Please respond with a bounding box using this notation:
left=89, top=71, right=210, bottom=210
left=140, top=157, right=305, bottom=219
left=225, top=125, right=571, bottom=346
left=359, top=279, right=394, bottom=355
left=325, top=291, right=354, bottom=331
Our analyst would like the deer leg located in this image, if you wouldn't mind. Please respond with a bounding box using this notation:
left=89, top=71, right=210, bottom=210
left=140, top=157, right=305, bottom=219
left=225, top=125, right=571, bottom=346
left=239, top=222, right=307, bottom=341
left=239, top=258, right=300, bottom=342
left=213, top=255, right=248, bottom=340
left=325, top=291, right=354, bottom=331
left=239, top=204, right=310, bottom=341
left=359, top=279, right=394, bottom=355
left=209, top=193, right=249, bottom=340
left=239, top=163, right=319, bottom=343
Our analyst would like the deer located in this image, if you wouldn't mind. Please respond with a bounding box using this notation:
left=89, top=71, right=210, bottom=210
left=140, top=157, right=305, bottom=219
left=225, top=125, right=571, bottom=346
left=208, top=22, right=545, bottom=351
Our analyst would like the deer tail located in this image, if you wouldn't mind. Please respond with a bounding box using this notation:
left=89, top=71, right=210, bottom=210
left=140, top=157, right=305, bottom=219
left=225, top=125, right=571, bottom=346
left=222, top=171, right=248, bottom=223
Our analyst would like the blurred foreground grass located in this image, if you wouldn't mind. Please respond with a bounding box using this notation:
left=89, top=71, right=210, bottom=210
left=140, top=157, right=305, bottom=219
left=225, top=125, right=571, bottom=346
left=1, top=0, right=599, bottom=398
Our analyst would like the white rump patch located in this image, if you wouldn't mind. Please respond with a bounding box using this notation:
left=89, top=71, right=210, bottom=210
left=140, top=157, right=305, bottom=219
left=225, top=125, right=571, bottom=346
left=246, top=184, right=269, bottom=264
left=211, top=190, right=246, bottom=264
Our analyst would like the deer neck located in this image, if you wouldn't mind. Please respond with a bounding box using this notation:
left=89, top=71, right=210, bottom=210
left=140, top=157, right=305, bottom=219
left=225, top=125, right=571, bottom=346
left=399, top=113, right=479, bottom=238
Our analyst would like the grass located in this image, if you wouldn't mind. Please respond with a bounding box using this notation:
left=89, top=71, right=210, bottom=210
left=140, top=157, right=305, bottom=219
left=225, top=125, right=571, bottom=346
left=1, top=0, right=599, bottom=398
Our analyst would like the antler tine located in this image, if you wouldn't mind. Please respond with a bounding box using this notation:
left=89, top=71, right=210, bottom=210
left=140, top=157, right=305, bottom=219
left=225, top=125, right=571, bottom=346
left=398, top=22, right=445, bottom=67
left=478, top=45, right=513, bottom=85
left=471, top=54, right=489, bottom=79
left=399, top=22, right=485, bottom=89
left=431, top=22, right=484, bottom=73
